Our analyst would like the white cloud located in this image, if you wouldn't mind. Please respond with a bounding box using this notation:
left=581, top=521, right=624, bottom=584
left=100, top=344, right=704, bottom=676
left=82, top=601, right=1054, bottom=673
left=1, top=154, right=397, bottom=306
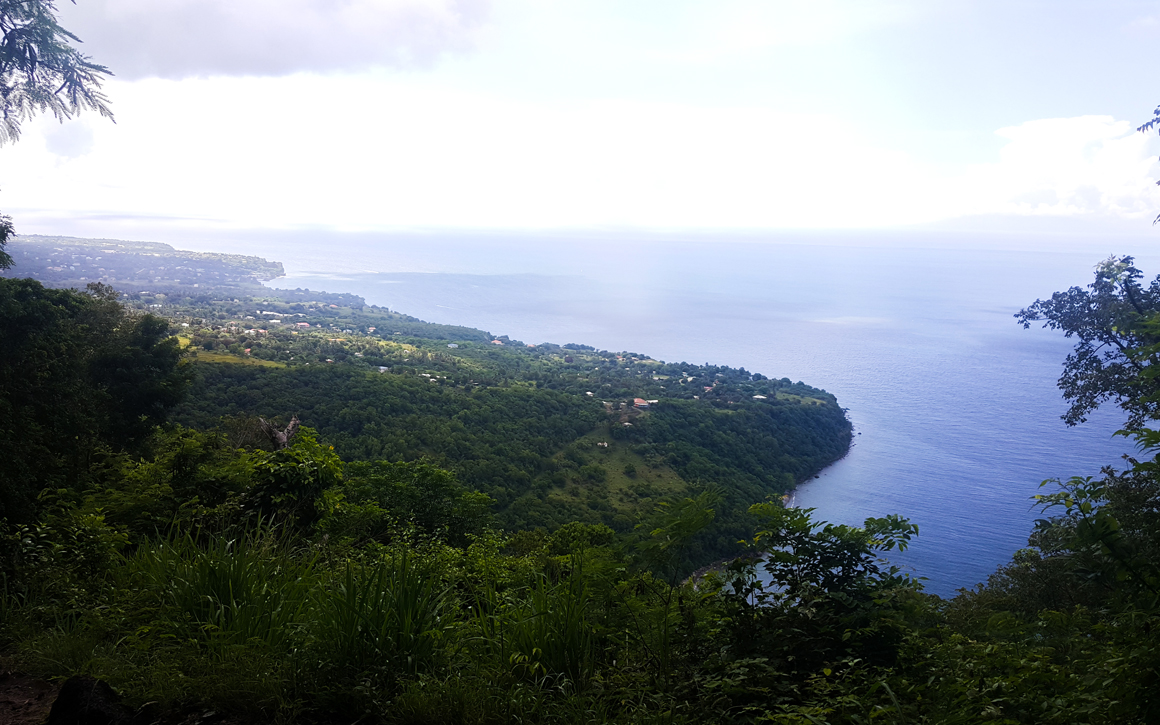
left=683, top=0, right=919, bottom=57
left=44, top=121, right=96, bottom=159
left=1, top=77, right=1157, bottom=234
left=0, top=76, right=943, bottom=230
left=57, top=0, right=491, bottom=78
left=954, top=116, right=1160, bottom=220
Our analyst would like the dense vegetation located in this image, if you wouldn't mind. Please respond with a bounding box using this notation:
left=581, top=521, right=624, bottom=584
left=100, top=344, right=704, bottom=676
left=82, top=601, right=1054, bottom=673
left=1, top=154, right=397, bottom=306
left=3, top=235, right=852, bottom=567
left=1, top=249, right=1159, bottom=723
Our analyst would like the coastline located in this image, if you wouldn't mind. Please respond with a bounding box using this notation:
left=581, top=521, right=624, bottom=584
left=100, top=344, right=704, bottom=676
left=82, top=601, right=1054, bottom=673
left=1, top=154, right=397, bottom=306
left=783, top=428, right=857, bottom=509
left=687, top=430, right=856, bottom=585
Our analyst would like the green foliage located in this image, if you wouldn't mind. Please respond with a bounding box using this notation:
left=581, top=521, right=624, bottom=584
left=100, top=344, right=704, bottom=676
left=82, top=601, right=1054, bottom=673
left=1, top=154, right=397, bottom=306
left=314, top=554, right=450, bottom=679
left=126, top=526, right=315, bottom=652
left=172, top=360, right=849, bottom=567
left=471, top=570, right=598, bottom=687
left=0, top=212, right=12, bottom=269
left=632, top=489, right=720, bottom=582
left=746, top=503, right=918, bottom=598
left=80, top=427, right=255, bottom=537
left=0, top=279, right=191, bottom=523
left=321, top=459, right=495, bottom=548
left=1017, top=256, right=1160, bottom=428
left=548, top=522, right=616, bottom=556
left=246, top=427, right=342, bottom=526
left=0, top=0, right=114, bottom=145
left=11, top=242, right=1160, bottom=721
left=2, top=499, right=128, bottom=618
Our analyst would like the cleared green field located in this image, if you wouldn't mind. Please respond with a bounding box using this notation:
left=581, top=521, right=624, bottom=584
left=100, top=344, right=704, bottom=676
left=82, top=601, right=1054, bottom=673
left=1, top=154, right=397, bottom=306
left=191, top=351, right=286, bottom=368
left=544, top=423, right=691, bottom=529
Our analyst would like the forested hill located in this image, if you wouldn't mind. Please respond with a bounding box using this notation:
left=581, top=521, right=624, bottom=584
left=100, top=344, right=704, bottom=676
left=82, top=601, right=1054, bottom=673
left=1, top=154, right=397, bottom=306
left=1, top=233, right=852, bottom=565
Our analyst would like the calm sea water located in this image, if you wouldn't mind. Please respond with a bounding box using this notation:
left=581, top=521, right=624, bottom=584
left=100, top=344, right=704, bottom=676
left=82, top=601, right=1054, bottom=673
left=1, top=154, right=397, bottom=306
left=250, top=232, right=1157, bottom=596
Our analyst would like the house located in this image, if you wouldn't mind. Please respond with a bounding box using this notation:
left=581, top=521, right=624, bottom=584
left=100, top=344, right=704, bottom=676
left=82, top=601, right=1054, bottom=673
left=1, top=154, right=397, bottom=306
left=633, top=398, right=649, bottom=408
left=753, top=395, right=768, bottom=400
left=447, top=343, right=459, bottom=348
left=296, top=322, right=310, bottom=328
left=491, top=340, right=504, bottom=345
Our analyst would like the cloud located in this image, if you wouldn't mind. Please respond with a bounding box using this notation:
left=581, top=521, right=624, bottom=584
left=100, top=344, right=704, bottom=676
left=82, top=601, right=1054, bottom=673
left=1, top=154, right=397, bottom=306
left=688, top=0, right=919, bottom=57
left=44, top=121, right=96, bottom=158
left=57, top=0, right=491, bottom=79
left=955, top=116, right=1160, bottom=220
left=2, top=75, right=1157, bottom=233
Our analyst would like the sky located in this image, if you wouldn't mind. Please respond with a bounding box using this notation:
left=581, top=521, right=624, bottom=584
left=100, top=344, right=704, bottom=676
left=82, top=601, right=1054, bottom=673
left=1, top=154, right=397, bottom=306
left=3, top=0, right=1160, bottom=237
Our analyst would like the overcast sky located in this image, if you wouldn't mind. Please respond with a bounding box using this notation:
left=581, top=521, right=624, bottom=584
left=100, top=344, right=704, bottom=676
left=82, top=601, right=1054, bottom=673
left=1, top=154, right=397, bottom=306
left=2, top=0, right=1160, bottom=236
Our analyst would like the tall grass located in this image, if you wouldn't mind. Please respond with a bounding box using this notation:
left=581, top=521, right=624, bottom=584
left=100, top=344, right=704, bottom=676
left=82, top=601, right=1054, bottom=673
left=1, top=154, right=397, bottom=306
left=473, top=571, right=597, bottom=687
left=7, top=525, right=625, bottom=721
left=124, top=527, right=315, bottom=653
left=314, top=552, right=450, bottom=676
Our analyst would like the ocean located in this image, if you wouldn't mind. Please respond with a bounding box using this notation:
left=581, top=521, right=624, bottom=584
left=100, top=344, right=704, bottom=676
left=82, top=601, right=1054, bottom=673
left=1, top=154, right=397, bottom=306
left=245, top=230, right=1156, bottom=596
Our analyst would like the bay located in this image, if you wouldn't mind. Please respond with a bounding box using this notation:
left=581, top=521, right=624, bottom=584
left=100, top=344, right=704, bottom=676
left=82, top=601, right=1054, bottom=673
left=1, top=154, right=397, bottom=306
left=254, top=232, right=1156, bottom=596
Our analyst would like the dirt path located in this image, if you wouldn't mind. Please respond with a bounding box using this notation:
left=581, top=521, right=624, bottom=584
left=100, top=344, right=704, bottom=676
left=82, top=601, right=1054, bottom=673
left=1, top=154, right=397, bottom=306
left=0, top=669, right=59, bottom=725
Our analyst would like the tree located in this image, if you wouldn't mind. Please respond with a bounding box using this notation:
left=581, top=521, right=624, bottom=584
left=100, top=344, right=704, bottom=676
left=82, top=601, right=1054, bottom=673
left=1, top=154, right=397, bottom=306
left=0, top=211, right=12, bottom=269
left=0, top=0, right=112, bottom=145
left=0, top=279, right=190, bottom=523
left=1138, top=105, right=1160, bottom=225
left=319, top=459, right=494, bottom=546
left=739, top=502, right=919, bottom=599
left=1017, top=256, right=1160, bottom=429
left=1, top=0, right=113, bottom=267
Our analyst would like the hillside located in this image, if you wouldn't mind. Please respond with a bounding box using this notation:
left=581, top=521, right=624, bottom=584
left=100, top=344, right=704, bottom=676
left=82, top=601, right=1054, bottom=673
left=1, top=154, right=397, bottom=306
left=2, top=233, right=852, bottom=565
left=2, top=238, right=1158, bottom=724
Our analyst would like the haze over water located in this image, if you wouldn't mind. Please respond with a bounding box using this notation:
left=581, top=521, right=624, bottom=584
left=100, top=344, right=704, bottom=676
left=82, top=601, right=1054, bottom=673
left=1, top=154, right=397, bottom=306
left=252, top=231, right=1157, bottom=596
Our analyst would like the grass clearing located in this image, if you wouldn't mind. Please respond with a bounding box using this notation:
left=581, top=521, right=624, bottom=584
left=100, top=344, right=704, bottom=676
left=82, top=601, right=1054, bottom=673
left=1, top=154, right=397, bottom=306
left=775, top=392, right=826, bottom=406
left=546, top=427, right=690, bottom=526
left=192, top=351, right=286, bottom=367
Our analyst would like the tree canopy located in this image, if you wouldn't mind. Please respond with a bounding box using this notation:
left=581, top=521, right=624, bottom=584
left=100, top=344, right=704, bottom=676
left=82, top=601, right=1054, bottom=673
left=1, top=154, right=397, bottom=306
left=1017, top=256, right=1160, bottom=428
left=0, top=279, right=190, bottom=523
left=0, top=0, right=112, bottom=145
left=1, top=0, right=114, bottom=269
left=0, top=211, right=12, bottom=269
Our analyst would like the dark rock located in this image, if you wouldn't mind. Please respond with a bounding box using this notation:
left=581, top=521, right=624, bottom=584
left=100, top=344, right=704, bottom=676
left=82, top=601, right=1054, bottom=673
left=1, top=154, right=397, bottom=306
left=47, top=675, right=133, bottom=725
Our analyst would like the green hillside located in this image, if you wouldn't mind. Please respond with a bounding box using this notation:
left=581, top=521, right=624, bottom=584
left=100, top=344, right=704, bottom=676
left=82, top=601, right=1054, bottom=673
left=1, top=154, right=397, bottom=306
left=2, top=233, right=852, bottom=567
left=2, top=239, right=1159, bottom=724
